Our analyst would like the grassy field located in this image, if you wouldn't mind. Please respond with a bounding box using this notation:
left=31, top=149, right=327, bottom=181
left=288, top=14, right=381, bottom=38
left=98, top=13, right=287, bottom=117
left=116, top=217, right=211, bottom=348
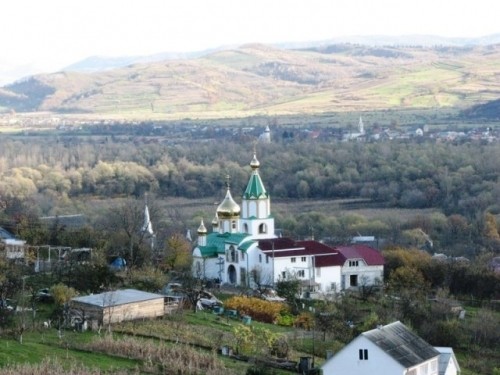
left=0, top=331, right=141, bottom=372
left=0, top=296, right=497, bottom=374
left=0, top=309, right=306, bottom=374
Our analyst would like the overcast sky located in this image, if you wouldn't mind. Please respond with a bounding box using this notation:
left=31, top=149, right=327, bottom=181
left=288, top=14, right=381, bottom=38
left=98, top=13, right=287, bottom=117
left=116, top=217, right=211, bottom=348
left=1, top=0, right=499, bottom=84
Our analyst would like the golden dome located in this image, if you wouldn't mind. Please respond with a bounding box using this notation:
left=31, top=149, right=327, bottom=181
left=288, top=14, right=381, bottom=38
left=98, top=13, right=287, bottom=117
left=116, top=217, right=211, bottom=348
left=197, top=219, right=207, bottom=235
left=217, top=179, right=241, bottom=219
left=250, top=153, right=260, bottom=170
left=211, top=213, right=219, bottom=227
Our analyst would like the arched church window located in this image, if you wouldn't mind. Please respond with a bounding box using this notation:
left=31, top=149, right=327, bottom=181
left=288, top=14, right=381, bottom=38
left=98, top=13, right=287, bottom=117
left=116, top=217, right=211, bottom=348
left=232, top=220, right=237, bottom=230
left=229, top=245, right=237, bottom=263
left=243, top=223, right=249, bottom=233
left=195, top=261, right=202, bottom=278
left=259, top=223, right=267, bottom=234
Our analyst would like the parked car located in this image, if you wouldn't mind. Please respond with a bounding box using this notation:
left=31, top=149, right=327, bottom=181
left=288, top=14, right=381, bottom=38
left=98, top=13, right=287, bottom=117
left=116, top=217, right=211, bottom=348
left=35, top=288, right=54, bottom=303
left=199, top=291, right=222, bottom=309
left=161, top=283, right=222, bottom=309
left=0, top=299, right=15, bottom=310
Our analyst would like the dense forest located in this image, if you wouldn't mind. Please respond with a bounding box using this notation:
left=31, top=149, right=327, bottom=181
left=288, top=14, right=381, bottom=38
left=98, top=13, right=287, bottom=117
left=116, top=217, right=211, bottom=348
left=1, top=133, right=500, bottom=259
left=0, top=135, right=499, bottom=215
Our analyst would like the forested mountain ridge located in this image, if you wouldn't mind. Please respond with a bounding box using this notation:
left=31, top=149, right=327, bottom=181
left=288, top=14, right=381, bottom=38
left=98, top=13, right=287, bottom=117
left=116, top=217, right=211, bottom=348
left=1, top=43, right=500, bottom=118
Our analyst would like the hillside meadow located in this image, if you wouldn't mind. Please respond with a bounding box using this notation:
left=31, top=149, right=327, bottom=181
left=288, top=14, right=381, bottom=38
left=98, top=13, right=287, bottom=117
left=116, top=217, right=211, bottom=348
left=1, top=44, right=500, bottom=119
left=0, top=297, right=497, bottom=375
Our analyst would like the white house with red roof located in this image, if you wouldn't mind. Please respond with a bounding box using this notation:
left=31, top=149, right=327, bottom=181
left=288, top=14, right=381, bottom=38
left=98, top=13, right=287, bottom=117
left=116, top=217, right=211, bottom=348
left=337, top=244, right=384, bottom=290
left=259, top=238, right=384, bottom=295
left=192, top=153, right=384, bottom=293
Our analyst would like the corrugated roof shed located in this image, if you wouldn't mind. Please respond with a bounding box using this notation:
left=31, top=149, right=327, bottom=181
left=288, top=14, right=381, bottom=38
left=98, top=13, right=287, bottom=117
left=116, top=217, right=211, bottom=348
left=71, top=289, right=164, bottom=308
left=363, top=321, right=439, bottom=368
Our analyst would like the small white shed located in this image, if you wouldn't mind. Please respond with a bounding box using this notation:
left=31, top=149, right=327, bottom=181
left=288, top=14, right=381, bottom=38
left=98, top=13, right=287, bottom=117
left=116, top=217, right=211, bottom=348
left=70, top=289, right=165, bottom=326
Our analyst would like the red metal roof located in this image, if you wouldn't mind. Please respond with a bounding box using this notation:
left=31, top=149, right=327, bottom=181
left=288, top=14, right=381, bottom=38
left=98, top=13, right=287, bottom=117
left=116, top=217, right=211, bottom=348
left=259, top=239, right=383, bottom=267
left=336, top=244, right=385, bottom=265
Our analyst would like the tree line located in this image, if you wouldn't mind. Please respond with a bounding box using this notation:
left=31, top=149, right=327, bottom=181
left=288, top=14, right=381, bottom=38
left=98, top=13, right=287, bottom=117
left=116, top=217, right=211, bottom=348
left=1, top=136, right=499, bottom=216
left=1, top=134, right=500, bottom=258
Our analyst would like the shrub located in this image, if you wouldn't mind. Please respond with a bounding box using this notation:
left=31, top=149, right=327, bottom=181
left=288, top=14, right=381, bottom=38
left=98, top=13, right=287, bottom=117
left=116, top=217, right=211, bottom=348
left=225, top=296, right=287, bottom=324
left=293, top=312, right=314, bottom=330
left=276, top=313, right=294, bottom=327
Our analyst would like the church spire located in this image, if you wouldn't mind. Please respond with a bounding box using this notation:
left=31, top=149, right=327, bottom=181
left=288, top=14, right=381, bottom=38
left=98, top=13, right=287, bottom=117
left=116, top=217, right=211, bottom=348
left=243, top=152, right=268, bottom=200
left=142, top=199, right=154, bottom=235
left=241, top=151, right=275, bottom=238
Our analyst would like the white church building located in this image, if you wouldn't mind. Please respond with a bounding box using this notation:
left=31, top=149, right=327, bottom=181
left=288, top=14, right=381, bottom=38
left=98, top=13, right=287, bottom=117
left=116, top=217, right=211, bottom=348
left=192, top=153, right=384, bottom=291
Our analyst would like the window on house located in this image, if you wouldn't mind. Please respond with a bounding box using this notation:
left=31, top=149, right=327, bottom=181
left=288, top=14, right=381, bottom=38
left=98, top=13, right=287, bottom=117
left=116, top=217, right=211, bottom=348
left=195, top=262, right=202, bottom=278
left=430, top=360, right=437, bottom=372
left=421, top=363, right=429, bottom=375
left=297, top=270, right=305, bottom=277
left=291, top=257, right=296, bottom=263
left=301, top=256, right=306, bottom=262
left=259, top=254, right=262, bottom=263
left=240, top=268, right=246, bottom=285
left=282, top=271, right=286, bottom=279
left=358, top=349, right=368, bottom=360
left=350, top=274, right=358, bottom=287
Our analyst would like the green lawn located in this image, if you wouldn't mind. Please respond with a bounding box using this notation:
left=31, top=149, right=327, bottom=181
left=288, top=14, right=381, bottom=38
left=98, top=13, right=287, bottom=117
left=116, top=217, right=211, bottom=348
left=0, top=331, right=140, bottom=372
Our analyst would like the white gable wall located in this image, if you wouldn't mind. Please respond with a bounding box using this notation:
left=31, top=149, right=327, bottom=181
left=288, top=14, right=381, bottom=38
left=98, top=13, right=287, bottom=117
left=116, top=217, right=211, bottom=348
left=192, top=253, right=224, bottom=281
left=314, top=265, right=342, bottom=293
left=272, top=253, right=313, bottom=284
left=246, top=245, right=273, bottom=286
left=341, top=260, right=383, bottom=288
left=443, top=357, right=459, bottom=375
left=322, top=335, right=406, bottom=375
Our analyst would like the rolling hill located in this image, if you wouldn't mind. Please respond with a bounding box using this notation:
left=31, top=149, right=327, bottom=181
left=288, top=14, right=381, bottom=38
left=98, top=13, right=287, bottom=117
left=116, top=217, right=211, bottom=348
left=1, top=43, right=500, bottom=119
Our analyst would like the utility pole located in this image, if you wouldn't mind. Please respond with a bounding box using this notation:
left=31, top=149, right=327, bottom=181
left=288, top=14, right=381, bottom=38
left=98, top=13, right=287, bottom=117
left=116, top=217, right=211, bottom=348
left=272, top=241, right=275, bottom=287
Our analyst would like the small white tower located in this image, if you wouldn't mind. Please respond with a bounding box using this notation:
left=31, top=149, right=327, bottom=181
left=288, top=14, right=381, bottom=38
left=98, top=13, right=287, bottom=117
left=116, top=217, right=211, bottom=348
left=197, top=219, right=207, bottom=246
left=259, top=125, right=271, bottom=143
left=358, top=116, right=365, bottom=134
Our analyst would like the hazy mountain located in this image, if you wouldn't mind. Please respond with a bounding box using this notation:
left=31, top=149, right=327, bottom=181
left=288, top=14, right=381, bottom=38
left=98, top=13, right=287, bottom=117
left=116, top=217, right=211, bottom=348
left=1, top=41, right=499, bottom=118
left=277, top=33, right=500, bottom=50
left=62, top=34, right=500, bottom=74
left=63, top=49, right=218, bottom=73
